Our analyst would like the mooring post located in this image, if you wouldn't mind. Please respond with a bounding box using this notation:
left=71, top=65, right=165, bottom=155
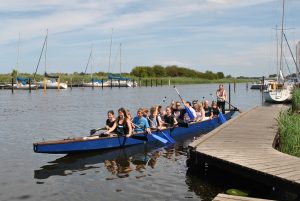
left=102, top=79, right=104, bottom=89
left=234, top=80, right=236, bottom=93
left=92, top=78, right=94, bottom=90
left=70, top=78, right=73, bottom=90
left=11, top=77, right=14, bottom=94
left=228, top=82, right=231, bottom=110
left=29, top=78, right=31, bottom=93
left=146, top=79, right=148, bottom=87
left=161, top=79, right=163, bottom=87
left=132, top=79, right=135, bottom=88
left=261, top=76, right=265, bottom=105
left=110, top=78, right=112, bottom=89
left=150, top=79, right=152, bottom=87
left=118, top=79, right=120, bottom=88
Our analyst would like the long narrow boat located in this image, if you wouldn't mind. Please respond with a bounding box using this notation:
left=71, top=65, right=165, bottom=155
left=33, top=110, right=236, bottom=154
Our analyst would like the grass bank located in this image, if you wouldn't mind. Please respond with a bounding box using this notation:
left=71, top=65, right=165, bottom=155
left=277, top=88, right=300, bottom=157
left=0, top=73, right=255, bottom=86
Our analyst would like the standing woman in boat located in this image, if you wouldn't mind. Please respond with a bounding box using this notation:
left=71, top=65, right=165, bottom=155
left=216, top=84, right=227, bottom=114
left=105, top=108, right=132, bottom=137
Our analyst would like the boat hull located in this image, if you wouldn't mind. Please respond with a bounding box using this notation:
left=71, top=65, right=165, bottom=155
left=33, top=111, right=235, bottom=154
left=37, top=80, right=68, bottom=89
left=4, top=84, right=38, bottom=90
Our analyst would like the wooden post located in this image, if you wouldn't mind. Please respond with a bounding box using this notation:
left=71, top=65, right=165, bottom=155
left=228, top=82, right=231, bottom=110
left=92, top=78, right=94, bottom=90
left=70, top=78, right=73, bottom=90
left=58, top=78, right=60, bottom=92
left=11, top=77, right=14, bottom=94
left=29, top=78, right=31, bottom=93
left=110, top=78, right=112, bottom=88
left=118, top=79, right=120, bottom=88
left=102, top=79, right=104, bottom=89
left=161, top=79, right=163, bottom=87
left=146, top=79, right=148, bottom=87
left=44, top=77, right=46, bottom=94
left=262, top=76, right=265, bottom=105
left=133, top=79, right=135, bottom=88
left=126, top=79, right=128, bottom=88
left=150, top=79, right=152, bottom=87
left=234, top=80, right=236, bottom=93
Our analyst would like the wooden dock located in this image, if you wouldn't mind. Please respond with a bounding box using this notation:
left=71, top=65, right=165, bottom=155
left=213, top=194, right=274, bottom=201
left=188, top=106, right=300, bottom=195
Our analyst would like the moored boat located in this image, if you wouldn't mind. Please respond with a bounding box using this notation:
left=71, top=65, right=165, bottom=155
left=33, top=110, right=236, bottom=154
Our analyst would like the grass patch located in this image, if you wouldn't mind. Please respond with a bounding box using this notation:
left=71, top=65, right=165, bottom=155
left=292, top=88, right=300, bottom=112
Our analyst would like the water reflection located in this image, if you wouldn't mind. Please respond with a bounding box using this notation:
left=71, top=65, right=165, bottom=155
left=34, top=142, right=181, bottom=180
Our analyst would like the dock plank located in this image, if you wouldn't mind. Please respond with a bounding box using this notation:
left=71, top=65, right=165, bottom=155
left=213, top=194, right=275, bottom=201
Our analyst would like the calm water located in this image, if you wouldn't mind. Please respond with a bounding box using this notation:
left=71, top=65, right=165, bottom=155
left=0, top=84, right=265, bottom=201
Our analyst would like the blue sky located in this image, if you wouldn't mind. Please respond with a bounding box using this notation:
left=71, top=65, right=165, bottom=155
left=0, top=0, right=299, bottom=77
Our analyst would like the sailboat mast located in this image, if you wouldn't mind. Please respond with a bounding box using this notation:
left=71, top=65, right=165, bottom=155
left=279, top=0, right=285, bottom=81
left=16, top=32, right=20, bottom=75
left=120, top=43, right=122, bottom=77
left=108, top=28, right=113, bottom=74
left=90, top=44, right=93, bottom=80
left=45, top=29, right=48, bottom=74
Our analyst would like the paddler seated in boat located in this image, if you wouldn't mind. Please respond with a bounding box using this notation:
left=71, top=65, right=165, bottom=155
left=203, top=100, right=212, bottom=118
left=148, top=106, right=163, bottom=130
left=192, top=100, right=198, bottom=110
left=183, top=101, right=197, bottom=122
left=162, top=106, right=178, bottom=128
left=105, top=107, right=132, bottom=137
left=157, top=105, right=166, bottom=117
left=132, top=108, right=151, bottom=134
left=210, top=101, right=220, bottom=119
left=105, top=110, right=116, bottom=130
left=194, top=102, right=205, bottom=122
left=172, top=101, right=185, bottom=122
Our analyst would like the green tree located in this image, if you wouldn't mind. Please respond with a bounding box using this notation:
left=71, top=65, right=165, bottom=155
left=217, top=72, right=224, bottom=79
left=11, top=69, right=18, bottom=78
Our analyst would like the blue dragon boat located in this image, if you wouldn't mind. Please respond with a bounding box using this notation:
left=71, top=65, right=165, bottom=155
left=33, top=110, right=236, bottom=154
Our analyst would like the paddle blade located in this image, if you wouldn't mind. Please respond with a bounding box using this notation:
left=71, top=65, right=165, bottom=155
left=151, top=133, right=168, bottom=144
left=161, top=131, right=175, bottom=143
left=185, top=106, right=196, bottom=120
left=218, top=112, right=227, bottom=124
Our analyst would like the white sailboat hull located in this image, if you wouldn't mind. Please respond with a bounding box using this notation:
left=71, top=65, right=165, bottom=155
left=82, top=82, right=103, bottom=87
left=37, top=80, right=68, bottom=89
left=4, top=83, right=38, bottom=90
left=263, top=82, right=293, bottom=103
left=102, top=80, right=136, bottom=87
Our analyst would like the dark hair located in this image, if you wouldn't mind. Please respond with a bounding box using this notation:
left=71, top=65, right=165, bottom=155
left=186, top=101, right=192, bottom=106
left=107, top=110, right=114, bottom=115
left=117, top=108, right=128, bottom=120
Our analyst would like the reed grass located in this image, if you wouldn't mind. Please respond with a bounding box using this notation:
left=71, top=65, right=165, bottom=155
left=292, top=88, right=300, bottom=113
left=277, top=111, right=300, bottom=157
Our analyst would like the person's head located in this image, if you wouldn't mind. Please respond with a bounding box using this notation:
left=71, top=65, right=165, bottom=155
left=158, top=105, right=163, bottom=113
left=175, top=101, right=181, bottom=109
left=211, top=101, right=217, bottom=108
left=166, top=106, right=172, bottom=115
left=143, top=108, right=149, bottom=117
left=192, top=100, right=198, bottom=108
left=186, top=101, right=192, bottom=108
left=137, top=108, right=144, bottom=118
left=126, top=109, right=131, bottom=120
left=203, top=100, right=209, bottom=108
left=195, top=103, right=203, bottom=112
left=219, top=84, right=224, bottom=90
left=118, top=108, right=127, bottom=119
left=150, top=106, right=158, bottom=116
left=107, top=110, right=115, bottom=120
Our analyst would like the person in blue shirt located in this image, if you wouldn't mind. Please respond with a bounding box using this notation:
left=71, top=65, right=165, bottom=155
left=132, top=108, right=151, bottom=134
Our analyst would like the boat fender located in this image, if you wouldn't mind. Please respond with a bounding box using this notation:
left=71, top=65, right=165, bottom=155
left=226, top=188, right=249, bottom=197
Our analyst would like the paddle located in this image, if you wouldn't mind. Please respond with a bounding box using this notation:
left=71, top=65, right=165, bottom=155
left=218, top=112, right=227, bottom=124
left=90, top=128, right=105, bottom=135
left=159, top=96, right=167, bottom=105
left=132, top=123, right=168, bottom=144
left=159, top=130, right=175, bottom=143
left=173, top=86, right=196, bottom=120
left=211, top=93, right=242, bottom=113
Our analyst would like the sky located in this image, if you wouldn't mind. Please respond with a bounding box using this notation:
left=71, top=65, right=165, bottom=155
left=0, top=0, right=300, bottom=77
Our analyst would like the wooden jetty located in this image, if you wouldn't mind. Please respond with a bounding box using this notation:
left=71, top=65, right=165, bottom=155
left=188, top=106, right=300, bottom=195
left=213, top=194, right=274, bottom=201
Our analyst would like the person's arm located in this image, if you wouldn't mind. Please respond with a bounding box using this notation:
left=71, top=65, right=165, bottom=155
left=126, top=119, right=132, bottom=137
left=173, top=116, right=178, bottom=126
left=106, top=122, right=117, bottom=134
left=224, top=90, right=227, bottom=101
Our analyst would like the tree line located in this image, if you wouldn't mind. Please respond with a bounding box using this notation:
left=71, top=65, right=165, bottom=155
left=130, top=65, right=225, bottom=79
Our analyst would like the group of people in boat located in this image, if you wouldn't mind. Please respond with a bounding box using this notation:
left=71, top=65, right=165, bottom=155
left=101, top=84, right=227, bottom=138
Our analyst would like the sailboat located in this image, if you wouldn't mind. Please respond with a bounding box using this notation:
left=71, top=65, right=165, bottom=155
left=103, top=43, right=137, bottom=87
left=35, top=30, right=68, bottom=90
left=264, top=0, right=295, bottom=103
left=82, top=44, right=103, bottom=87
left=5, top=33, right=37, bottom=90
